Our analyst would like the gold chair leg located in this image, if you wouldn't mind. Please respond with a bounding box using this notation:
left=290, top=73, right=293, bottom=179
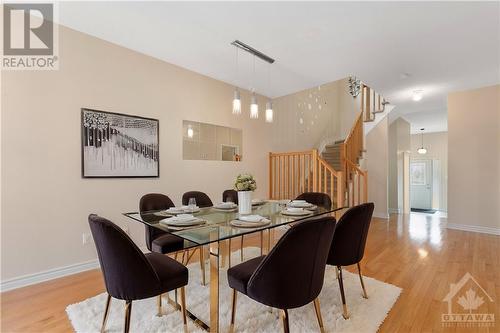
left=260, top=231, right=264, bottom=256
left=180, top=287, right=188, bottom=333
left=337, top=266, right=349, bottom=319
left=200, top=246, right=206, bottom=285
left=124, top=300, right=132, bottom=333
left=357, top=263, right=368, bottom=299
left=313, top=298, right=325, bottom=333
left=100, top=294, right=111, bottom=333
left=229, top=289, right=237, bottom=333
left=228, top=238, right=232, bottom=268
left=280, top=309, right=290, bottom=333
left=157, top=294, right=162, bottom=316
left=240, top=236, right=244, bottom=262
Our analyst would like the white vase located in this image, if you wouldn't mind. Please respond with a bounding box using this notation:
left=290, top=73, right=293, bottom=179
left=238, top=191, right=252, bottom=215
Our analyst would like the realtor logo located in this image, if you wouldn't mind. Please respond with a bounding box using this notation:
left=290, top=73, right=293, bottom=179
left=2, top=2, right=58, bottom=70
left=442, top=272, right=495, bottom=328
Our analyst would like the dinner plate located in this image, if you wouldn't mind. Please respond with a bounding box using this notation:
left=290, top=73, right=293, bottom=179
left=288, top=201, right=315, bottom=208
left=251, top=199, right=266, bottom=206
left=160, top=219, right=206, bottom=227
left=281, top=209, right=313, bottom=216
left=166, top=207, right=200, bottom=214
left=230, top=219, right=270, bottom=228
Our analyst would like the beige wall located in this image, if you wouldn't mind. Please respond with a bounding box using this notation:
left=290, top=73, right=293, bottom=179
left=388, top=118, right=411, bottom=213
left=410, top=131, right=448, bottom=211
left=448, top=84, right=500, bottom=233
left=1, top=25, right=273, bottom=281
left=366, top=117, right=389, bottom=218
left=272, top=77, right=360, bottom=152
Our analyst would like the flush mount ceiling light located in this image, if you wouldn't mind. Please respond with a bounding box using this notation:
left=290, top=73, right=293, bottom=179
left=230, top=40, right=275, bottom=120
left=412, top=90, right=424, bottom=102
left=187, top=125, right=194, bottom=138
left=417, top=128, right=427, bottom=154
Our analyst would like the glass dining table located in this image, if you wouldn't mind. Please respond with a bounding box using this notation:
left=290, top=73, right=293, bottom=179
left=124, top=201, right=345, bottom=332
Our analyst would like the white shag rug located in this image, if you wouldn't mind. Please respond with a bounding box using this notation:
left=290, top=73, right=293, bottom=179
left=66, top=247, right=401, bottom=333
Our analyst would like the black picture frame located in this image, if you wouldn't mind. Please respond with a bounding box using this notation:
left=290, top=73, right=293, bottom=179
left=81, top=108, right=160, bottom=178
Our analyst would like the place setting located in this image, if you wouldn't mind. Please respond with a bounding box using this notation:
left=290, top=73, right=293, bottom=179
left=230, top=214, right=271, bottom=228
left=159, top=213, right=206, bottom=231
left=213, top=201, right=238, bottom=212
left=280, top=200, right=316, bottom=217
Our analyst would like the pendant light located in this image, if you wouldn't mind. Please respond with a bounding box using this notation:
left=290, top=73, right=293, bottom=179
left=417, top=128, right=427, bottom=154
left=187, top=125, right=194, bottom=138
left=265, top=63, right=273, bottom=123
left=232, top=48, right=241, bottom=115
left=249, top=55, right=259, bottom=119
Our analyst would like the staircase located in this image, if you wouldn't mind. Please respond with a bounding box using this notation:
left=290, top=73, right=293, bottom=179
left=268, top=80, right=390, bottom=208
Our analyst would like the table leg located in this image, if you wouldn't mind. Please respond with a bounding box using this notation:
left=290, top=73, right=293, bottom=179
left=210, top=241, right=220, bottom=333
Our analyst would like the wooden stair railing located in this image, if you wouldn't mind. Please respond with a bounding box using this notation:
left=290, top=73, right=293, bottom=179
left=269, top=150, right=344, bottom=208
left=345, top=159, right=368, bottom=206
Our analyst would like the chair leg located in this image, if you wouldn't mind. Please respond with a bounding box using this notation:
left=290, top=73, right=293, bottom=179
left=180, top=287, right=188, bottom=333
left=357, top=263, right=368, bottom=299
left=228, top=238, right=232, bottom=268
left=100, top=294, right=111, bottom=333
left=124, top=300, right=132, bottom=333
left=313, top=298, right=325, bottom=333
left=229, top=289, right=237, bottom=333
left=280, top=309, right=290, bottom=333
left=199, top=246, right=206, bottom=285
left=337, top=266, right=349, bottom=319
left=240, top=236, right=244, bottom=262
left=157, top=294, right=162, bottom=316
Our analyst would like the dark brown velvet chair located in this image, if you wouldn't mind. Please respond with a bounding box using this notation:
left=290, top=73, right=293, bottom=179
left=139, top=193, right=183, bottom=254
left=227, top=216, right=336, bottom=333
left=88, top=214, right=188, bottom=333
left=327, top=202, right=374, bottom=319
left=140, top=193, right=207, bottom=285
left=222, top=189, right=239, bottom=204
left=295, top=192, right=332, bottom=210
left=182, top=191, right=213, bottom=208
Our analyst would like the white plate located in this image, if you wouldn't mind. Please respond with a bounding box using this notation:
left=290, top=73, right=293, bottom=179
left=251, top=199, right=266, bottom=206
left=160, top=218, right=206, bottom=227
left=214, top=203, right=238, bottom=210
left=230, top=220, right=270, bottom=228
left=281, top=209, right=313, bottom=216
left=166, top=207, right=200, bottom=214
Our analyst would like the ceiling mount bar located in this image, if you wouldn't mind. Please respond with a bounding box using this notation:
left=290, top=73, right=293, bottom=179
left=231, top=40, right=275, bottom=64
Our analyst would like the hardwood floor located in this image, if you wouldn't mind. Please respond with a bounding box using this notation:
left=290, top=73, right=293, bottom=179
left=1, top=213, right=499, bottom=332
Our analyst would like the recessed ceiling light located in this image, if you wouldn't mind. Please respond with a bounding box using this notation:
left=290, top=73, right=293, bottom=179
left=412, top=90, right=423, bottom=101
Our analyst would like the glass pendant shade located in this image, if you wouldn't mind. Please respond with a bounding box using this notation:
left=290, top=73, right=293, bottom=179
left=232, top=89, right=241, bottom=115
left=250, top=93, right=259, bottom=119
left=265, top=100, right=273, bottom=123
left=417, top=147, right=427, bottom=154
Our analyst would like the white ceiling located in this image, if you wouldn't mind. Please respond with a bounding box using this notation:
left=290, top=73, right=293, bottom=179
left=57, top=1, right=500, bottom=131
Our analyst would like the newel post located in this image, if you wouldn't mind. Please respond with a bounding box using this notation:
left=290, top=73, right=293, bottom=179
left=312, top=149, right=318, bottom=192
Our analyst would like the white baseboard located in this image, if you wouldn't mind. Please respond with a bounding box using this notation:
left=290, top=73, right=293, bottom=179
left=388, top=208, right=400, bottom=214
left=0, top=259, right=100, bottom=292
left=0, top=246, right=150, bottom=292
left=373, top=212, right=390, bottom=219
left=447, top=223, right=500, bottom=236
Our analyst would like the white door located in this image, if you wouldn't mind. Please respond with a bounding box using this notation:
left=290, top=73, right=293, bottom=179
left=410, top=160, right=432, bottom=209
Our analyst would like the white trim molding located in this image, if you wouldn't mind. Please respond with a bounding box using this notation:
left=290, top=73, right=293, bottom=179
left=447, top=223, right=500, bottom=236
left=373, top=212, right=390, bottom=219
left=0, top=246, right=149, bottom=292
left=388, top=208, right=401, bottom=214
left=0, top=259, right=100, bottom=292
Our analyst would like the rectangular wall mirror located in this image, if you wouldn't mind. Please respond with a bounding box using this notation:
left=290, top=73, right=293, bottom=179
left=183, top=120, right=243, bottom=161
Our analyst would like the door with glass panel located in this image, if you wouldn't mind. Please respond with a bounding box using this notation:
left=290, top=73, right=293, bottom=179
left=410, top=160, right=432, bottom=209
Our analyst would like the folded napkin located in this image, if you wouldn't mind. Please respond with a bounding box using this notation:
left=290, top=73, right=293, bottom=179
left=238, top=215, right=270, bottom=223
left=161, top=214, right=198, bottom=223
left=216, top=202, right=237, bottom=209
left=285, top=207, right=305, bottom=213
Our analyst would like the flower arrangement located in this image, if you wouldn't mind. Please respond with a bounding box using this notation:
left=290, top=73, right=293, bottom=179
left=234, top=174, right=257, bottom=192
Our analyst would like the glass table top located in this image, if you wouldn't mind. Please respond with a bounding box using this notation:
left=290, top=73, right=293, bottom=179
left=124, top=201, right=345, bottom=247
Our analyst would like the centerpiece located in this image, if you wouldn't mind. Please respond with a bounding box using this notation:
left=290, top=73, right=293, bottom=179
left=234, top=173, right=257, bottom=215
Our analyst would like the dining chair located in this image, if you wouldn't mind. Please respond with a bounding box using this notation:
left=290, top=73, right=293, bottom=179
left=326, top=202, right=374, bottom=319
left=295, top=192, right=332, bottom=210
left=227, top=215, right=336, bottom=333
left=88, top=214, right=188, bottom=333
left=182, top=191, right=213, bottom=208
left=222, top=189, right=239, bottom=204
left=140, top=193, right=207, bottom=285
